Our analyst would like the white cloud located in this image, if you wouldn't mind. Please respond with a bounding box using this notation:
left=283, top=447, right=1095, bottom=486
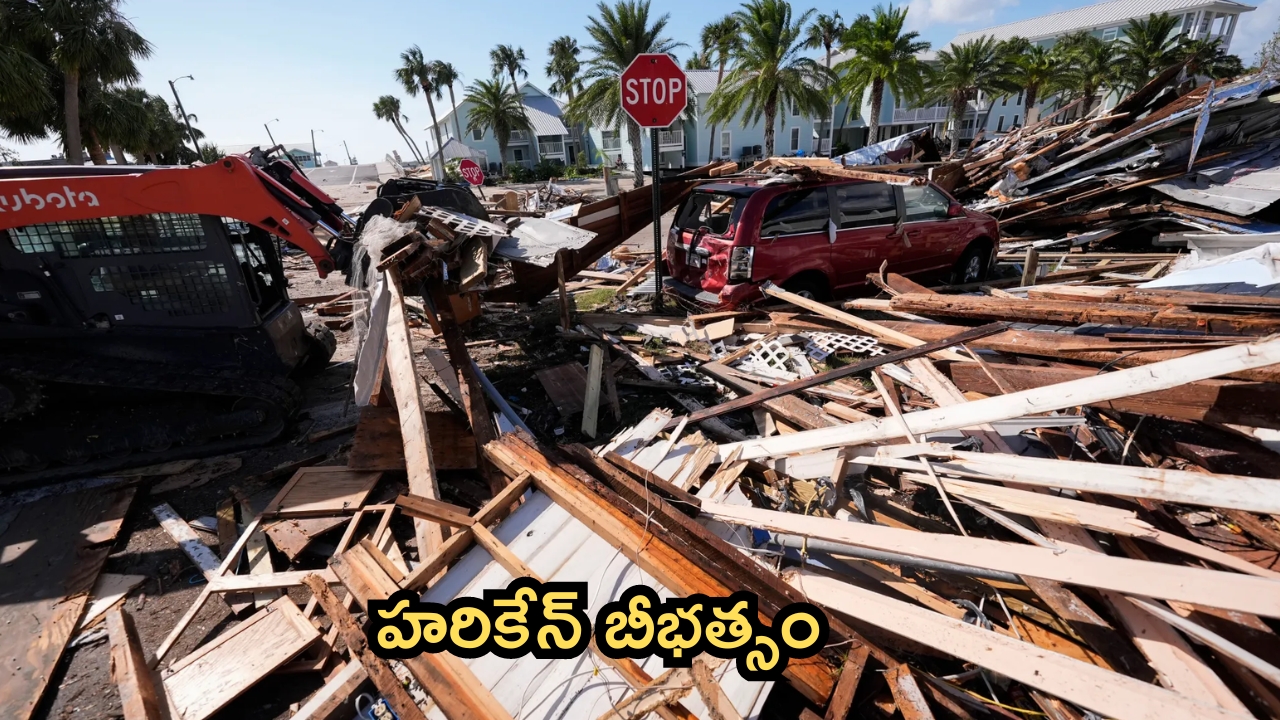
left=1230, top=0, right=1280, bottom=65
left=906, top=0, right=1020, bottom=31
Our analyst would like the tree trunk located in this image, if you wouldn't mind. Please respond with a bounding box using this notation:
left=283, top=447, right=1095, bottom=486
left=87, top=129, right=107, bottom=165
left=868, top=77, right=885, bottom=147
left=707, top=59, right=727, bottom=162
left=498, top=140, right=508, bottom=175
left=510, top=71, right=518, bottom=92
left=763, top=98, right=777, bottom=158
left=63, top=70, right=83, bottom=165
left=448, top=87, right=463, bottom=144
left=628, top=118, right=645, bottom=189
left=824, top=47, right=833, bottom=156
left=423, top=85, right=446, bottom=168
left=949, top=95, right=967, bottom=156
left=1024, top=85, right=1040, bottom=125
left=110, top=144, right=128, bottom=164
left=393, top=120, right=424, bottom=163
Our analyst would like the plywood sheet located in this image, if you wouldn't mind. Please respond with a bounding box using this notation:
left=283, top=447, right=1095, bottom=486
left=535, top=362, right=588, bottom=417
left=348, top=406, right=477, bottom=471
left=263, top=516, right=350, bottom=561
left=0, top=487, right=131, bottom=720
left=162, top=596, right=319, bottom=720
left=265, top=467, right=382, bottom=518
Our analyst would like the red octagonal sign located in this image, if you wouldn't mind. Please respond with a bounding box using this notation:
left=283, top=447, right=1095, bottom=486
left=620, top=53, right=687, bottom=129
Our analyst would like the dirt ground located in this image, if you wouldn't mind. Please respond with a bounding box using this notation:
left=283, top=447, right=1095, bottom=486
left=29, top=204, right=702, bottom=719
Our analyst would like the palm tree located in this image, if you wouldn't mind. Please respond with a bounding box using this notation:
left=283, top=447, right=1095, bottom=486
left=464, top=77, right=532, bottom=175
left=706, top=0, right=832, bottom=158
left=700, top=16, right=741, bottom=161
left=685, top=51, right=711, bottom=70
left=566, top=0, right=682, bottom=188
left=490, top=44, right=528, bottom=91
left=1118, top=13, right=1182, bottom=91
left=834, top=5, right=929, bottom=147
left=1010, top=44, right=1062, bottom=125
left=925, top=36, right=1017, bottom=155
left=804, top=12, right=845, bottom=155
left=395, top=45, right=447, bottom=170
left=1055, top=32, right=1126, bottom=116
left=83, top=82, right=148, bottom=164
left=546, top=36, right=585, bottom=163
left=434, top=61, right=464, bottom=145
left=1180, top=37, right=1243, bottom=82
left=373, top=95, right=425, bottom=164
left=26, top=0, right=152, bottom=164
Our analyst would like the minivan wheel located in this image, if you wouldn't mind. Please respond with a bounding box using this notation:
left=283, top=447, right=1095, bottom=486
left=951, top=243, right=991, bottom=285
left=782, top=276, right=829, bottom=301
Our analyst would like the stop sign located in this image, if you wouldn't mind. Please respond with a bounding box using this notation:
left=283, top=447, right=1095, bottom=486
left=457, top=158, right=485, bottom=185
left=620, top=53, right=687, bottom=129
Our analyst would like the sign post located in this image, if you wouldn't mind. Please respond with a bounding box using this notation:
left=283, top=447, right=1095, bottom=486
left=457, top=158, right=486, bottom=200
left=620, top=53, right=687, bottom=312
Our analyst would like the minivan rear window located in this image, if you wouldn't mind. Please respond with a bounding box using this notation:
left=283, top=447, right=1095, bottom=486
left=676, top=193, right=741, bottom=235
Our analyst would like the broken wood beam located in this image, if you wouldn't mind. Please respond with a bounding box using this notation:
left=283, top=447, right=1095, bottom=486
left=106, top=606, right=165, bottom=720
left=665, top=323, right=1004, bottom=430
left=395, top=493, right=475, bottom=528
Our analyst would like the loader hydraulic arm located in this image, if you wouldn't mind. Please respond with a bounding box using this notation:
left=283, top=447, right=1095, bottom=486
left=0, top=155, right=337, bottom=277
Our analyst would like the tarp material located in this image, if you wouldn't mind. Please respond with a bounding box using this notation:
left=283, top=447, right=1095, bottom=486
left=835, top=128, right=930, bottom=166
left=492, top=217, right=598, bottom=268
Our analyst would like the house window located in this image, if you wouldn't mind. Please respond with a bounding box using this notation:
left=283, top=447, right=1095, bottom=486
left=471, top=126, right=483, bottom=141
left=720, top=130, right=731, bottom=158
left=513, top=147, right=525, bottom=162
left=1001, top=95, right=1007, bottom=106
left=997, top=116, right=1005, bottom=132
left=791, top=101, right=799, bottom=117
left=601, top=130, right=621, bottom=151
left=1016, top=91, right=1024, bottom=106
left=1102, top=27, right=1118, bottom=42
left=789, top=127, right=800, bottom=152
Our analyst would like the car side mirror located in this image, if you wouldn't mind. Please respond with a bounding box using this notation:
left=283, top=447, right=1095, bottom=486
left=947, top=203, right=965, bottom=218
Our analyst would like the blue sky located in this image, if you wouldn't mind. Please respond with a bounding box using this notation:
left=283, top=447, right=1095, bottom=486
left=10, top=0, right=1278, bottom=163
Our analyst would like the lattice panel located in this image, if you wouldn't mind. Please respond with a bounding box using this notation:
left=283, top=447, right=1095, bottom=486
left=418, top=206, right=509, bottom=237
left=805, top=333, right=885, bottom=361
left=659, top=363, right=717, bottom=387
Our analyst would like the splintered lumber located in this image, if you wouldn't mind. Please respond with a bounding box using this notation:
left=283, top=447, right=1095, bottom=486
left=106, top=606, right=164, bottom=720
left=1028, top=285, right=1280, bottom=311
left=395, top=493, right=475, bottom=528
left=787, top=571, right=1250, bottom=720
left=824, top=646, right=871, bottom=720
left=761, top=281, right=970, bottom=362
left=386, top=268, right=444, bottom=556
left=863, top=448, right=1280, bottom=514
left=348, top=406, right=478, bottom=471
left=582, top=344, right=605, bottom=438
left=161, top=597, right=320, bottom=720
left=151, top=502, right=220, bottom=577
left=665, top=323, right=1004, bottom=430
left=331, top=546, right=515, bottom=720
left=264, top=466, right=382, bottom=518
left=596, top=667, right=694, bottom=720
left=889, top=293, right=1280, bottom=336
left=875, top=320, right=1280, bottom=384
left=715, top=336, right=1280, bottom=462
left=704, top=501, right=1280, bottom=616
left=300, top=575, right=425, bottom=720
left=949, top=362, right=1280, bottom=429
left=698, top=364, right=840, bottom=431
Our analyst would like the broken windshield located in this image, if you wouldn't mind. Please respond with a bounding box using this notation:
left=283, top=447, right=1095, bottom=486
left=675, top=193, right=741, bottom=236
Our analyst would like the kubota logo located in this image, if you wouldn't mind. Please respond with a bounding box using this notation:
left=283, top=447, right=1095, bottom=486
left=0, top=186, right=100, bottom=213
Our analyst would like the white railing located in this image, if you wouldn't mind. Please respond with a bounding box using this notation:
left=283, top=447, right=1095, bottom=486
left=538, top=140, right=565, bottom=156
left=893, top=106, right=950, bottom=123
left=811, top=138, right=831, bottom=154
left=509, top=130, right=531, bottom=143
left=601, top=133, right=622, bottom=151
left=658, top=129, right=683, bottom=147
left=508, top=158, right=533, bottom=169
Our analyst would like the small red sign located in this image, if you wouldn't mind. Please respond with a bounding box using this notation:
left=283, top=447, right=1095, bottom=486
left=458, top=158, right=485, bottom=185
left=620, top=54, right=688, bottom=129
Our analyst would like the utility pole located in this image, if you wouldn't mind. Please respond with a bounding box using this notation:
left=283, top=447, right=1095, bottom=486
left=311, top=128, right=323, bottom=167
left=264, top=118, right=279, bottom=148
left=342, top=140, right=353, bottom=165
left=168, top=75, right=201, bottom=159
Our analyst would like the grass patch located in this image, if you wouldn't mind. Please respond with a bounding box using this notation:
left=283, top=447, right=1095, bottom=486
left=574, top=288, right=617, bottom=312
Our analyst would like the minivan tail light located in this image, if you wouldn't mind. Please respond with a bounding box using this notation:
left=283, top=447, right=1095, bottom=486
left=728, top=246, right=753, bottom=281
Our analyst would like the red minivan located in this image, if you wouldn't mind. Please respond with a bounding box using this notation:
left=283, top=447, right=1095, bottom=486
left=665, top=178, right=999, bottom=307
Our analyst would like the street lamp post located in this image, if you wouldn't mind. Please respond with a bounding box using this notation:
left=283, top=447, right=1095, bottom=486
left=342, top=141, right=353, bottom=165
left=264, top=118, right=280, bottom=148
left=311, top=129, right=323, bottom=168
left=168, top=75, right=201, bottom=160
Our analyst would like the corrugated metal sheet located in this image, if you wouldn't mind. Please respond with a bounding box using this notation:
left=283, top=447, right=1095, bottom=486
left=524, top=94, right=571, bottom=136
left=421, top=489, right=773, bottom=720
left=950, top=0, right=1253, bottom=45
left=687, top=70, right=723, bottom=96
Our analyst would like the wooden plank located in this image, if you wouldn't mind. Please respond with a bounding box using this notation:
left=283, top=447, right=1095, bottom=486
left=106, top=607, right=165, bottom=720
left=161, top=597, right=319, bottom=720
left=1021, top=247, right=1040, bottom=287
left=716, top=336, right=1280, bottom=462
left=824, top=645, right=871, bottom=720
left=300, top=575, right=425, bottom=720
left=702, top=502, right=1280, bottom=617
left=582, top=344, right=604, bottom=438
left=557, top=251, right=573, bottom=330
left=349, top=406, right=478, bottom=471
left=215, top=497, right=237, bottom=558
left=885, top=664, right=936, bottom=720
left=791, top=571, right=1244, bottom=720
left=615, top=258, right=656, bottom=294
left=205, top=569, right=338, bottom=593
left=387, top=268, right=444, bottom=557
left=669, top=323, right=1003, bottom=430
left=357, top=538, right=406, bottom=584
left=240, top=495, right=277, bottom=609
left=151, top=502, right=219, bottom=577
left=761, top=281, right=970, bottom=362
left=264, top=467, right=381, bottom=518
left=262, top=516, right=349, bottom=562
left=536, top=362, right=589, bottom=417
left=396, top=493, right=475, bottom=528
left=80, top=573, right=147, bottom=632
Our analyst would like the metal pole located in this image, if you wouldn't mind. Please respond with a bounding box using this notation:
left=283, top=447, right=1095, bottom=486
left=342, top=140, right=353, bottom=165
left=311, top=129, right=319, bottom=167
left=264, top=122, right=278, bottom=147
left=650, top=127, right=663, bottom=312
left=168, top=79, right=201, bottom=160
